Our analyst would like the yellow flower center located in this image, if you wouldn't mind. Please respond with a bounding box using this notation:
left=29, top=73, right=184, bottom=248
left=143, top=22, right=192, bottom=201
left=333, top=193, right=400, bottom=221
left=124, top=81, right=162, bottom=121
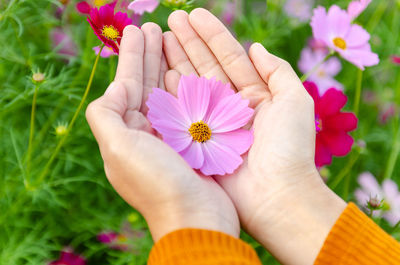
left=317, top=70, right=326, bottom=77
left=102, top=25, right=119, bottom=41
left=189, top=121, right=211, bottom=143
left=94, top=0, right=107, bottom=7
left=333, top=37, right=347, bottom=50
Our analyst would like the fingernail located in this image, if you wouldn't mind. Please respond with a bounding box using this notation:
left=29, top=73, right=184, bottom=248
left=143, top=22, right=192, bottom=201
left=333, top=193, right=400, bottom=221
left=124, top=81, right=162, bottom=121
left=104, top=82, right=116, bottom=96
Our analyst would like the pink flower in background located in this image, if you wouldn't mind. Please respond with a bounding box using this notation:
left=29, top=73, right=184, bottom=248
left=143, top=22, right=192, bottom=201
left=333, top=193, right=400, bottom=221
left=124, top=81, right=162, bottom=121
left=355, top=172, right=400, bottom=226
left=347, top=0, right=372, bottom=20
left=128, top=0, right=159, bottom=15
left=298, top=47, right=343, bottom=94
left=308, top=38, right=327, bottom=53
left=222, top=1, right=236, bottom=26
left=50, top=28, right=78, bottom=57
left=379, top=103, right=396, bottom=124
left=311, top=5, right=379, bottom=70
left=93, top=45, right=117, bottom=57
left=76, top=0, right=117, bottom=14
left=146, top=75, right=254, bottom=176
left=392, top=55, right=400, bottom=65
left=87, top=4, right=132, bottom=54
left=48, top=248, right=85, bottom=265
left=284, top=0, right=314, bottom=22
left=97, top=232, right=129, bottom=251
left=304, top=81, right=358, bottom=167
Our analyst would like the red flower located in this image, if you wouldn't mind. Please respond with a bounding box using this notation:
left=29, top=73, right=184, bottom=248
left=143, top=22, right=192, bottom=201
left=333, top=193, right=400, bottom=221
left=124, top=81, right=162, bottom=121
left=304, top=81, right=358, bottom=167
left=392, top=55, right=400, bottom=65
left=87, top=4, right=132, bottom=54
left=76, top=0, right=117, bottom=14
left=48, top=249, right=85, bottom=265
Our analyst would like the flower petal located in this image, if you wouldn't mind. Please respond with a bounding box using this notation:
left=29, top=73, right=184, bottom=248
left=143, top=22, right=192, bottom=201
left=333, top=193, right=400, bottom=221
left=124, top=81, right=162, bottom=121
left=179, top=142, right=204, bottom=169
left=320, top=131, right=353, bottom=156
left=212, top=129, right=253, bottom=155
left=208, top=93, right=254, bottom=133
left=354, top=189, right=370, bottom=206
left=76, top=1, right=91, bottom=14
left=317, top=88, right=347, bottom=118
left=323, top=112, right=358, bottom=132
left=200, top=141, right=243, bottom=176
left=327, top=5, right=351, bottom=38
left=345, top=24, right=370, bottom=48
left=382, top=179, right=400, bottom=201
left=358, top=172, right=381, bottom=196
left=177, top=75, right=211, bottom=122
left=128, top=0, right=160, bottom=15
left=311, top=6, right=329, bottom=43
left=151, top=120, right=191, bottom=152
left=315, top=137, right=332, bottom=167
left=341, top=44, right=379, bottom=70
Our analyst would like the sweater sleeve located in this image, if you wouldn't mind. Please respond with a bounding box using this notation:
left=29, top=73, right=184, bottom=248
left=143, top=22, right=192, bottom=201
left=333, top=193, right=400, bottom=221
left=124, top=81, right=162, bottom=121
left=148, top=229, right=262, bottom=265
left=315, top=202, right=400, bottom=265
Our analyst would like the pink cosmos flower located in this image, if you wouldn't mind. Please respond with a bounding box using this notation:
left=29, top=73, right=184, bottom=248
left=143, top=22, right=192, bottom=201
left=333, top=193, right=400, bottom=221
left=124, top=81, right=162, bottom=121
left=222, top=1, right=236, bottom=26
left=298, top=47, right=343, bottom=94
left=50, top=28, right=78, bottom=57
left=308, top=38, right=327, bottom=53
left=76, top=0, right=117, bottom=14
left=87, top=4, right=132, bottom=54
left=392, top=55, right=400, bottom=65
left=93, top=45, right=117, bottom=57
left=146, top=75, right=254, bottom=176
left=355, top=172, right=400, bottom=226
left=347, top=0, right=372, bottom=21
left=128, top=0, right=159, bottom=15
left=48, top=248, right=85, bottom=265
left=284, top=0, right=314, bottom=22
left=304, top=81, right=358, bottom=167
left=311, top=5, right=379, bottom=70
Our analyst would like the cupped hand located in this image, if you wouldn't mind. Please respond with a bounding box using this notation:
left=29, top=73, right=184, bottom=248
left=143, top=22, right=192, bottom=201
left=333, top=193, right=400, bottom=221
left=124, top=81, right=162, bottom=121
left=164, top=9, right=346, bottom=265
left=85, top=23, right=239, bottom=241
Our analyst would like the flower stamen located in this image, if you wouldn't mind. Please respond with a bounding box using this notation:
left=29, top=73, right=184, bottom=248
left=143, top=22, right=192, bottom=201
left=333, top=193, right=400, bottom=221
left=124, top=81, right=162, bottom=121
left=102, top=25, right=120, bottom=41
left=189, top=121, right=211, bottom=143
left=315, top=116, right=322, bottom=133
left=333, top=37, right=347, bottom=50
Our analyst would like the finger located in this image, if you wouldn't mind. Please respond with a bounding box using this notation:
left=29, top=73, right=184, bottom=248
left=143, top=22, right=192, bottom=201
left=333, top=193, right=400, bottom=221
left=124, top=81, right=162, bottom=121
left=86, top=82, right=128, bottom=150
left=249, top=43, right=307, bottom=100
left=163, top=31, right=197, bottom=76
left=159, top=53, right=168, bottom=90
left=188, top=8, right=270, bottom=105
left=115, top=25, right=144, bottom=111
left=164, top=69, right=181, bottom=96
left=141, top=22, right=163, bottom=114
left=168, top=10, right=232, bottom=86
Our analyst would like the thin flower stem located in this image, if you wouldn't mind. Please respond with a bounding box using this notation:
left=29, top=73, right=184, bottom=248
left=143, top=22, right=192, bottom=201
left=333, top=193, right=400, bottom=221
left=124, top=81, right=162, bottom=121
left=353, top=69, right=363, bottom=115
left=26, top=83, right=39, bottom=178
left=329, top=150, right=360, bottom=190
left=300, top=51, right=334, bottom=82
left=384, top=121, right=400, bottom=179
left=36, top=45, right=104, bottom=185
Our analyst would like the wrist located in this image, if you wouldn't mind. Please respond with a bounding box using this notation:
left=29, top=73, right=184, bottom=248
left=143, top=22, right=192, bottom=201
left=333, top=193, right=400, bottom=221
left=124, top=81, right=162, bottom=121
left=247, top=170, right=346, bottom=265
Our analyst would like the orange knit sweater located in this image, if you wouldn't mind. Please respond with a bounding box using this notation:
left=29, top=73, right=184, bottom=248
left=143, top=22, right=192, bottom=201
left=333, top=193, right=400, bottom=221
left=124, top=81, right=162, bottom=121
left=148, top=203, right=400, bottom=265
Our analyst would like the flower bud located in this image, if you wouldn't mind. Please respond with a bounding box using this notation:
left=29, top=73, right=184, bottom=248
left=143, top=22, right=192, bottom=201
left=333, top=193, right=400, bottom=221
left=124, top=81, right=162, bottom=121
left=367, top=196, right=382, bottom=210
left=162, top=0, right=188, bottom=9
left=55, top=123, right=68, bottom=136
left=32, top=72, right=45, bottom=83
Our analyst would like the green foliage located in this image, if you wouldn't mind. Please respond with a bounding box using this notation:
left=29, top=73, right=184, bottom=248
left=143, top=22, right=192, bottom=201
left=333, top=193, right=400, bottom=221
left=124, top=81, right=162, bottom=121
left=0, top=0, right=399, bottom=264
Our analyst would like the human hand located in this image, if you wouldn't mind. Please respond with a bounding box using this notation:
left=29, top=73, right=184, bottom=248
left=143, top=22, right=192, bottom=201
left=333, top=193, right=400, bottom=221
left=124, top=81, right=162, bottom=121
left=85, top=23, right=239, bottom=242
left=164, top=9, right=346, bottom=265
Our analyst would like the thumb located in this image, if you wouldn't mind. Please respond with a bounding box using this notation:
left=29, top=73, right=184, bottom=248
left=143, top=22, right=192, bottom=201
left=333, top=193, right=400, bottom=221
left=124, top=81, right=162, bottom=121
left=86, top=81, right=128, bottom=148
left=249, top=43, right=307, bottom=100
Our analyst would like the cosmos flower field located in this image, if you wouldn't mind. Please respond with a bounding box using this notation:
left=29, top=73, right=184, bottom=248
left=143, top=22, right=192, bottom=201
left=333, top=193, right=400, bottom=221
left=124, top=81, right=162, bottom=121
left=0, top=0, right=399, bottom=264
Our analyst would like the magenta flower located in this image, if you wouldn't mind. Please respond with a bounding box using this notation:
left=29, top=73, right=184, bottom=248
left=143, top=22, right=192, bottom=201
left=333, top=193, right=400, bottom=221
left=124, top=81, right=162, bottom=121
left=304, top=81, right=358, bottom=167
left=379, top=103, right=396, bottom=124
left=355, top=172, right=400, bottom=226
left=87, top=4, right=132, bottom=54
left=392, top=55, right=400, bottom=65
left=298, top=47, right=343, bottom=94
left=48, top=248, right=85, bottom=265
left=146, top=75, right=254, bottom=176
left=222, top=1, right=236, bottom=26
left=93, top=45, right=117, bottom=57
left=347, top=0, right=371, bottom=21
left=76, top=0, right=117, bottom=14
left=50, top=28, right=78, bottom=57
left=311, top=5, right=379, bottom=70
left=128, top=0, right=159, bottom=15
left=97, top=231, right=129, bottom=251
left=284, top=0, right=314, bottom=22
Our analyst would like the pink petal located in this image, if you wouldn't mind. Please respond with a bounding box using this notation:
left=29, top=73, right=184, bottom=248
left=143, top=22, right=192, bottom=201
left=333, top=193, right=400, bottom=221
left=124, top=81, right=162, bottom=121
left=345, top=24, right=370, bottom=48
left=152, top=120, right=191, bottom=152
left=146, top=88, right=191, bottom=129
left=212, top=129, right=253, bottom=155
left=311, top=76, right=343, bottom=95
left=315, top=137, right=332, bottom=167
left=383, top=212, right=400, bottom=226
left=99, top=4, right=114, bottom=26
left=303, top=81, right=320, bottom=102
left=200, top=141, right=243, bottom=176
left=207, top=93, right=254, bottom=133
left=76, top=1, right=91, bottom=14
left=323, top=112, right=358, bottom=132
left=320, top=131, right=353, bottom=156
left=341, top=44, right=379, bottom=70
left=317, top=88, right=347, bottom=118
left=392, top=55, right=400, bottom=65
left=347, top=0, right=371, bottom=20
left=354, top=189, right=370, bottom=206
left=179, top=142, right=204, bottom=169
left=382, top=179, right=400, bottom=201
left=177, top=75, right=211, bottom=122
left=93, top=46, right=117, bottom=58
left=311, top=6, right=329, bottom=43
left=327, top=5, right=351, bottom=38
left=357, top=172, right=381, bottom=196
left=128, top=0, right=159, bottom=15
left=206, top=77, right=234, bottom=115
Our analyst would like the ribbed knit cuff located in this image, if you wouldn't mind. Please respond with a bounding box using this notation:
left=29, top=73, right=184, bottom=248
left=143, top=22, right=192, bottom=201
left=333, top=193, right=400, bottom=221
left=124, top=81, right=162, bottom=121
left=148, top=229, right=262, bottom=265
left=314, top=202, right=400, bottom=265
